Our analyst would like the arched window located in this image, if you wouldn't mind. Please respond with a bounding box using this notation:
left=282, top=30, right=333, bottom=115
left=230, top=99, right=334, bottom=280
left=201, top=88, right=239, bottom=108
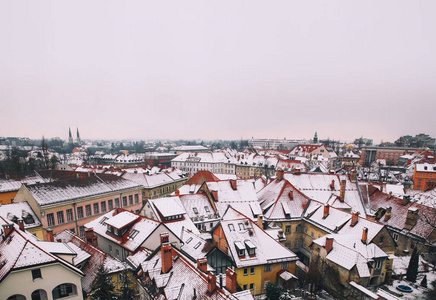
left=7, top=295, right=26, bottom=300
left=31, top=290, right=48, bottom=300
left=52, top=283, right=77, bottom=299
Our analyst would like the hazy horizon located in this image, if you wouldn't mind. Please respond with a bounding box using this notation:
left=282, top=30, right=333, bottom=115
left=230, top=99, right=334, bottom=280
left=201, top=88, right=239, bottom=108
left=1, top=1, right=435, bottom=143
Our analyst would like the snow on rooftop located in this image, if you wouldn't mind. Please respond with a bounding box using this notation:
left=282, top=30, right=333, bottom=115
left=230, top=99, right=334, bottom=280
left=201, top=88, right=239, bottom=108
left=0, top=202, right=41, bottom=229
left=104, top=211, right=139, bottom=229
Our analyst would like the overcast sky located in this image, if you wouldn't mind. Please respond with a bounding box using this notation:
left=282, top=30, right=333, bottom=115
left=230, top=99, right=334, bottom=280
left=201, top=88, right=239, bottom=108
left=1, top=1, right=435, bottom=143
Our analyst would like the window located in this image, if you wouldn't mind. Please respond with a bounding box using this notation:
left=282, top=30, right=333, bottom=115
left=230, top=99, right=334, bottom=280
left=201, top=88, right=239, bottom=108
left=128, top=229, right=139, bottom=239
left=249, top=283, right=254, bottom=290
left=85, top=205, right=92, bottom=217
left=47, top=213, right=55, bottom=226
left=228, top=224, right=235, bottom=231
left=116, top=249, right=120, bottom=257
left=57, top=211, right=64, bottom=224
left=109, top=245, right=112, bottom=252
left=194, top=242, right=201, bottom=249
left=101, top=201, right=107, bottom=213
left=134, top=194, right=139, bottom=203
left=108, top=199, right=113, bottom=210
left=282, top=262, right=289, bottom=270
left=304, top=227, right=308, bottom=234
left=129, top=195, right=133, bottom=205
left=374, top=260, right=382, bottom=269
left=115, top=198, right=120, bottom=208
left=66, top=209, right=73, bottom=222
left=311, top=231, right=314, bottom=238
left=265, top=264, right=271, bottom=272
left=243, top=268, right=248, bottom=276
left=205, top=206, right=210, bottom=213
left=52, top=283, right=76, bottom=299
left=238, top=223, right=244, bottom=231
left=93, top=203, right=99, bottom=214
left=296, top=225, right=302, bottom=232
left=122, top=196, right=127, bottom=207
left=99, top=216, right=109, bottom=225
left=77, top=207, right=83, bottom=219
left=243, top=284, right=247, bottom=290
left=79, top=226, right=85, bottom=237
left=393, top=232, right=399, bottom=242
left=193, top=207, right=198, bottom=214
left=32, top=269, right=42, bottom=280
left=186, top=237, right=193, bottom=244
left=285, top=226, right=291, bottom=234
left=250, top=267, right=255, bottom=275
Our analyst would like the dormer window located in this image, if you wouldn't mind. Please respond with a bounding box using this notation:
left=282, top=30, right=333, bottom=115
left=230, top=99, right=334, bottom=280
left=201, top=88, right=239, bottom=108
left=228, top=224, right=235, bottom=231
left=235, top=241, right=245, bottom=257
left=245, top=241, right=256, bottom=256
left=238, top=223, right=245, bottom=231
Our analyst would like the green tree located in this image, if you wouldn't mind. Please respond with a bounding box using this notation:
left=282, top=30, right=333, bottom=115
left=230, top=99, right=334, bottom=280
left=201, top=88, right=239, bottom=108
left=406, top=247, right=419, bottom=282
left=116, top=270, right=136, bottom=300
left=265, top=282, right=282, bottom=300
left=91, top=264, right=116, bottom=300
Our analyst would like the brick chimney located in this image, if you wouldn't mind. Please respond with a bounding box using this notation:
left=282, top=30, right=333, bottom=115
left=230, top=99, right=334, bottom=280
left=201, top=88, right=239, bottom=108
left=350, top=211, right=359, bottom=227
left=197, top=258, right=207, bottom=273
left=2, top=224, right=14, bottom=237
left=340, top=180, right=346, bottom=202
left=225, top=268, right=237, bottom=294
left=361, top=227, right=368, bottom=244
left=17, top=219, right=25, bottom=231
left=402, top=195, right=410, bottom=206
left=325, top=237, right=333, bottom=253
left=160, top=232, right=169, bottom=244
left=294, top=167, right=301, bottom=175
left=46, top=228, right=54, bottom=242
left=384, top=206, right=392, bottom=221
left=85, top=228, right=98, bottom=247
left=366, top=214, right=376, bottom=222
left=388, top=191, right=393, bottom=199
left=350, top=170, right=357, bottom=182
left=161, top=243, right=173, bottom=274
left=257, top=215, right=263, bottom=229
left=330, top=180, right=335, bottom=190
left=323, top=204, right=330, bottom=219
left=206, top=272, right=217, bottom=295
left=175, top=190, right=180, bottom=196
left=404, top=207, right=418, bottom=230
left=277, top=169, right=284, bottom=181
left=230, top=180, right=237, bottom=190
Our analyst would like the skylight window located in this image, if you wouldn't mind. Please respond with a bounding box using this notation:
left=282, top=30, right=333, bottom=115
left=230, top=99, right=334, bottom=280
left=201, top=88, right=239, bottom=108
left=99, top=217, right=109, bottom=225
left=228, top=224, right=235, bottom=231
left=194, top=242, right=201, bottom=249
left=186, top=237, right=193, bottom=244
left=193, top=207, right=199, bottom=214
left=204, top=206, right=210, bottom=213
left=128, top=229, right=139, bottom=240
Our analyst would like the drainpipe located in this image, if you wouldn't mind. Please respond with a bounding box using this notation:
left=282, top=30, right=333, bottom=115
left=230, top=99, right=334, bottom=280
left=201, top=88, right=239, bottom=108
left=73, top=202, right=79, bottom=234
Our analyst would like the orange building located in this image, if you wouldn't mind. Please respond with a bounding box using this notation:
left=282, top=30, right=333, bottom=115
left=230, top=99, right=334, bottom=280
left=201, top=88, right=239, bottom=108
left=412, top=163, right=436, bottom=190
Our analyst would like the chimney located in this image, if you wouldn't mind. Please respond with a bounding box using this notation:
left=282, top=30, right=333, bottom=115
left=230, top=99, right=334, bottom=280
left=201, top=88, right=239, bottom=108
left=46, top=228, right=54, bottom=242
left=388, top=191, right=393, bottom=199
left=325, top=237, right=333, bottom=253
left=350, top=170, right=357, bottom=182
left=277, top=169, right=284, bottom=181
left=85, top=228, right=98, bottom=247
left=379, top=185, right=383, bottom=193
left=350, top=211, right=359, bottom=227
left=206, top=272, right=217, bottom=295
left=361, top=227, right=368, bottom=244
left=160, top=232, right=169, bottom=244
left=197, top=258, right=207, bottom=273
left=161, top=243, right=173, bottom=274
left=230, top=180, right=237, bottom=190
left=404, top=207, right=419, bottom=230
left=17, top=219, right=25, bottom=231
left=2, top=224, right=14, bottom=237
left=384, top=206, right=392, bottom=221
left=294, top=167, right=301, bottom=175
left=330, top=180, right=335, bottom=190
left=257, top=215, right=263, bottom=229
left=402, top=195, right=410, bottom=206
left=289, top=190, right=293, bottom=200
left=329, top=170, right=335, bottom=175
left=323, top=204, right=330, bottom=219
left=340, top=180, right=346, bottom=202
left=175, top=190, right=180, bottom=196
left=225, top=268, right=237, bottom=294
left=366, top=214, right=376, bottom=222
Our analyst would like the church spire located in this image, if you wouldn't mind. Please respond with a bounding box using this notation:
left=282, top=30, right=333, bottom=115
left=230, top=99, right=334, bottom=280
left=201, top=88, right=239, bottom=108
left=76, top=128, right=81, bottom=145
left=68, top=127, right=74, bottom=145
left=314, top=132, right=318, bottom=144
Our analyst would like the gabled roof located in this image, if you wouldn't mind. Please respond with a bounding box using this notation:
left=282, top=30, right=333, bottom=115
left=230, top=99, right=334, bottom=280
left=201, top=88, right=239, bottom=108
left=0, top=219, right=84, bottom=284
left=185, top=171, right=220, bottom=185
left=257, top=178, right=310, bottom=220
left=55, top=230, right=128, bottom=293
left=122, top=169, right=187, bottom=189
left=23, top=174, right=142, bottom=207
left=219, top=207, right=298, bottom=268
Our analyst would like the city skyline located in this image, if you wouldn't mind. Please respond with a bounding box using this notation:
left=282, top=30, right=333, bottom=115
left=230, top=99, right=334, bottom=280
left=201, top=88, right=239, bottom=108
left=1, top=1, right=435, bottom=143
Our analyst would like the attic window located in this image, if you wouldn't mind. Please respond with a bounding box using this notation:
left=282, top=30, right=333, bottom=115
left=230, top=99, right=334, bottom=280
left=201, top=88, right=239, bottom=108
left=245, top=241, right=256, bottom=256
left=193, top=207, right=199, bottom=214
left=128, top=229, right=139, bottom=240
left=235, top=241, right=245, bottom=257
left=238, top=223, right=245, bottom=231
left=99, top=217, right=109, bottom=225
left=194, top=242, right=201, bottom=249
left=186, top=237, right=193, bottom=244
left=204, top=206, right=210, bottom=213
left=228, top=224, right=235, bottom=231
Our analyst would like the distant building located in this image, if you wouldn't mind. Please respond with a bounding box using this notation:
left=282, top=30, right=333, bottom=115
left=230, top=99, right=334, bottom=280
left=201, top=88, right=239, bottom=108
left=360, top=146, right=420, bottom=167
left=412, top=163, right=436, bottom=190
left=170, top=145, right=209, bottom=154
left=144, top=152, right=178, bottom=167
left=248, top=138, right=299, bottom=150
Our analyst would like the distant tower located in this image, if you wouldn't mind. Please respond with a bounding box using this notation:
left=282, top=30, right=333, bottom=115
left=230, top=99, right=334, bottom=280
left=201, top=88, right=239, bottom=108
left=76, top=128, right=81, bottom=146
left=68, top=127, right=74, bottom=145
left=314, top=132, right=318, bottom=144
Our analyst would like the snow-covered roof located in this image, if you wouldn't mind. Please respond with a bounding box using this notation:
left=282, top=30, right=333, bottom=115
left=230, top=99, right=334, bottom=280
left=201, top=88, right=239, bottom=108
left=23, top=174, right=142, bottom=207
left=122, top=169, right=187, bottom=189
left=0, top=173, right=46, bottom=192
left=219, top=207, right=298, bottom=268
left=415, top=163, right=436, bottom=173
left=0, top=202, right=41, bottom=229
left=104, top=211, right=139, bottom=230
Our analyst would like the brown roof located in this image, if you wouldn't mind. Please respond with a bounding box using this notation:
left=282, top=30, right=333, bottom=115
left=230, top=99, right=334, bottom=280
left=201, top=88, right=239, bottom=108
left=185, top=171, right=220, bottom=185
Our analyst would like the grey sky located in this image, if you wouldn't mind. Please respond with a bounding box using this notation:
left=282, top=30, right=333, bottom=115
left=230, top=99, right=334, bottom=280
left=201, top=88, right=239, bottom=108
left=1, top=1, right=435, bottom=143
